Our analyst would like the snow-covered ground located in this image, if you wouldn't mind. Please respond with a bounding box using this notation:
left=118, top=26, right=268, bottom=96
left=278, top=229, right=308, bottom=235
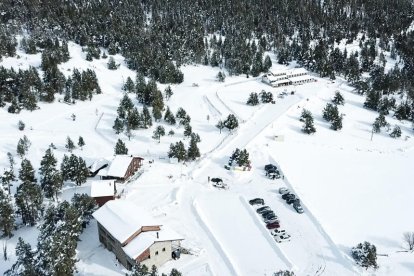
left=1, top=41, right=413, bottom=276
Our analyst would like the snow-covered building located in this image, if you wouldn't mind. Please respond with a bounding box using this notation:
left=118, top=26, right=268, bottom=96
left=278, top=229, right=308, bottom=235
left=102, top=155, right=144, bottom=182
left=262, top=68, right=315, bottom=87
left=93, top=200, right=183, bottom=270
left=90, top=180, right=116, bottom=206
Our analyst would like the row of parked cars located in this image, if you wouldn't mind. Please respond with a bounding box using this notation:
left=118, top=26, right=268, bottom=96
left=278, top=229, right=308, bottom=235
left=249, top=198, right=291, bottom=243
left=279, top=188, right=304, bottom=214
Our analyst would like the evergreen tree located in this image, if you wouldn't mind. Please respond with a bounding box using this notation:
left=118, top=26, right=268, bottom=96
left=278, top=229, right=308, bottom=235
left=142, top=106, right=153, bottom=128
left=107, top=56, right=118, bottom=70
left=165, top=85, right=173, bottom=100
left=65, top=136, right=75, bottom=152
left=217, top=71, right=226, bottom=82
left=184, top=124, right=192, bottom=138
left=332, top=91, right=345, bottom=105
left=152, top=105, right=163, bottom=122
left=78, top=136, right=85, bottom=149
left=260, top=91, right=273, bottom=103
left=364, top=90, right=381, bottom=110
left=164, top=107, right=176, bottom=125
left=300, top=109, right=312, bottom=122
left=123, top=77, right=135, bottom=93
left=135, top=73, right=146, bottom=104
left=0, top=189, right=15, bottom=237
left=71, top=194, right=97, bottom=228
left=39, top=148, right=62, bottom=200
left=168, top=141, right=187, bottom=162
left=247, top=92, right=259, bottom=106
left=216, top=120, right=225, bottom=134
left=322, top=103, right=339, bottom=122
left=390, top=125, right=402, bottom=138
left=263, top=55, right=272, bottom=72
left=224, top=114, right=239, bottom=131
left=351, top=242, right=378, bottom=269
left=8, top=97, right=21, bottom=114
left=237, top=149, right=250, bottom=167
left=129, top=264, right=149, bottom=276
left=302, top=114, right=316, bottom=134
left=176, top=107, right=187, bottom=119
left=330, top=114, right=343, bottom=131
left=152, top=126, right=166, bottom=143
left=179, top=115, right=191, bottom=127
left=115, top=139, right=128, bottom=155
left=18, top=120, right=25, bottom=131
left=5, top=238, right=38, bottom=276
left=113, top=117, right=124, bottom=134
left=187, top=136, right=202, bottom=160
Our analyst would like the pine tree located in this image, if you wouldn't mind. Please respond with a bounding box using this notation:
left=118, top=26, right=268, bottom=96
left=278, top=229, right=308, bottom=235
left=216, top=120, right=225, bottom=134
left=364, top=90, right=381, bottom=110
left=176, top=107, right=187, bottom=119
left=179, top=115, right=191, bottom=127
left=39, top=148, right=62, bottom=200
left=165, top=85, right=173, bottom=100
left=237, top=149, right=250, bottom=167
left=127, top=107, right=141, bottom=130
left=113, top=117, right=125, bottom=134
left=107, top=56, right=118, bottom=70
left=184, top=124, right=192, bottom=138
left=217, top=71, right=226, bottom=82
left=164, top=107, right=176, bottom=125
left=351, top=242, right=378, bottom=269
left=263, top=55, right=272, bottom=72
left=142, top=106, right=153, bottom=128
left=115, top=139, right=128, bottom=155
left=18, top=120, right=25, bottom=131
left=5, top=238, right=38, bottom=276
left=0, top=189, right=15, bottom=237
left=168, top=141, right=187, bottom=162
left=322, top=103, right=339, bottom=122
left=152, top=126, right=166, bottom=143
left=302, top=114, right=316, bottom=134
left=247, top=92, right=259, bottom=106
left=135, top=73, right=146, bottom=104
left=389, top=125, right=402, bottom=138
left=78, top=136, right=85, bottom=149
left=332, top=91, right=345, bottom=105
left=224, top=114, right=239, bottom=131
left=300, top=109, right=312, bottom=122
left=65, top=136, right=75, bottom=152
left=330, top=114, right=343, bottom=131
left=152, top=105, right=163, bottom=122
left=123, top=77, right=135, bottom=93
left=187, top=136, right=201, bottom=161
left=260, top=91, right=273, bottom=103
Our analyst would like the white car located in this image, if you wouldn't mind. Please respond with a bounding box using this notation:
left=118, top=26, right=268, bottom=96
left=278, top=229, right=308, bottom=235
left=270, top=229, right=286, bottom=236
left=279, top=187, right=289, bottom=194
left=213, top=182, right=228, bottom=189
left=274, top=234, right=291, bottom=243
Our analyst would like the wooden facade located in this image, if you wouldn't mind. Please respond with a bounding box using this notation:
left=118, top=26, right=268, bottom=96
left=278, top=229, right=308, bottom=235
left=94, top=195, right=115, bottom=207
left=123, top=157, right=144, bottom=181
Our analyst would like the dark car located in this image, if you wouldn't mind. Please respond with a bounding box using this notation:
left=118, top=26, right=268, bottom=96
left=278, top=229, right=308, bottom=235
left=249, top=198, right=265, bottom=205
left=282, top=193, right=295, bottom=201
left=266, top=169, right=281, bottom=179
left=263, top=214, right=278, bottom=222
left=264, top=217, right=279, bottom=224
left=256, top=206, right=271, bottom=213
left=266, top=221, right=281, bottom=229
left=264, top=164, right=277, bottom=172
left=286, top=197, right=298, bottom=205
left=261, top=210, right=275, bottom=217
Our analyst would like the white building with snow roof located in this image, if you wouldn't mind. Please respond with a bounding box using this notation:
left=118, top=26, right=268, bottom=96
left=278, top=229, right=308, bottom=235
left=102, top=155, right=144, bottom=182
left=262, top=68, right=315, bottom=87
left=92, top=200, right=183, bottom=270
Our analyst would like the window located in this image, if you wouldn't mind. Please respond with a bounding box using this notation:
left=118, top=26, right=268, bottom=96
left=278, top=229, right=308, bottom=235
left=162, top=248, right=166, bottom=252
left=155, top=251, right=159, bottom=255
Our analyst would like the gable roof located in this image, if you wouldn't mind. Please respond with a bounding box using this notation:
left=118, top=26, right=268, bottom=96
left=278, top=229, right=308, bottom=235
left=92, top=200, right=160, bottom=243
left=90, top=180, right=115, bottom=198
left=123, top=226, right=184, bottom=260
left=106, top=155, right=134, bottom=178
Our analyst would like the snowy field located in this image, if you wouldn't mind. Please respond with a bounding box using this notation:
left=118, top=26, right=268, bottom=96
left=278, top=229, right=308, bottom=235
left=1, top=40, right=413, bottom=276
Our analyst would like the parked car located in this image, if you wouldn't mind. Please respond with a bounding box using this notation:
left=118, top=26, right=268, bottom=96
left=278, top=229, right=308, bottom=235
left=261, top=210, right=275, bottom=217
left=263, top=212, right=278, bottom=221
left=279, top=187, right=289, bottom=194
left=256, top=206, right=271, bottom=213
left=282, top=193, right=295, bottom=201
left=266, top=169, right=280, bottom=179
left=264, top=164, right=277, bottom=172
left=270, top=229, right=286, bottom=236
left=249, top=198, right=265, bottom=205
left=274, top=234, right=291, bottom=243
left=266, top=221, right=281, bottom=229
left=286, top=197, right=298, bottom=205
left=293, top=202, right=304, bottom=214
left=224, top=164, right=231, bottom=170
left=264, top=217, right=279, bottom=224
left=277, top=94, right=284, bottom=99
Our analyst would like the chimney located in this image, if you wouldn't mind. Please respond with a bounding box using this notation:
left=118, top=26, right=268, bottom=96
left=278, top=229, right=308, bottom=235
left=156, top=232, right=159, bottom=239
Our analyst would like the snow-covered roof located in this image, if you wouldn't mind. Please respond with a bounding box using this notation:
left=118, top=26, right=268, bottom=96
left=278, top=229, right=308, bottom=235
left=123, top=226, right=184, bottom=260
left=90, top=180, right=115, bottom=198
left=92, top=200, right=161, bottom=243
left=274, top=79, right=292, bottom=85
left=97, top=168, right=108, bottom=177
left=90, top=158, right=110, bottom=172
left=270, top=70, right=287, bottom=76
left=288, top=68, right=308, bottom=75
left=289, top=75, right=314, bottom=82
left=106, top=155, right=134, bottom=178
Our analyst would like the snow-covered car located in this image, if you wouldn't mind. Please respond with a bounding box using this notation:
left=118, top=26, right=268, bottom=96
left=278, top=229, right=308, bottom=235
left=274, top=233, right=291, bottom=243
left=256, top=206, right=271, bottom=213
left=277, top=93, right=284, bottom=99
left=213, top=182, right=228, bottom=189
left=249, top=198, right=264, bottom=205
left=293, top=203, right=304, bottom=214
left=264, top=216, right=279, bottom=224
left=270, top=229, right=286, bottom=236
left=279, top=187, right=289, bottom=194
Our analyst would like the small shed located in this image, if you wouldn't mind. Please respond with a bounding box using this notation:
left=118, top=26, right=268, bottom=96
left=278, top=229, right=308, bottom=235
left=90, top=180, right=116, bottom=206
